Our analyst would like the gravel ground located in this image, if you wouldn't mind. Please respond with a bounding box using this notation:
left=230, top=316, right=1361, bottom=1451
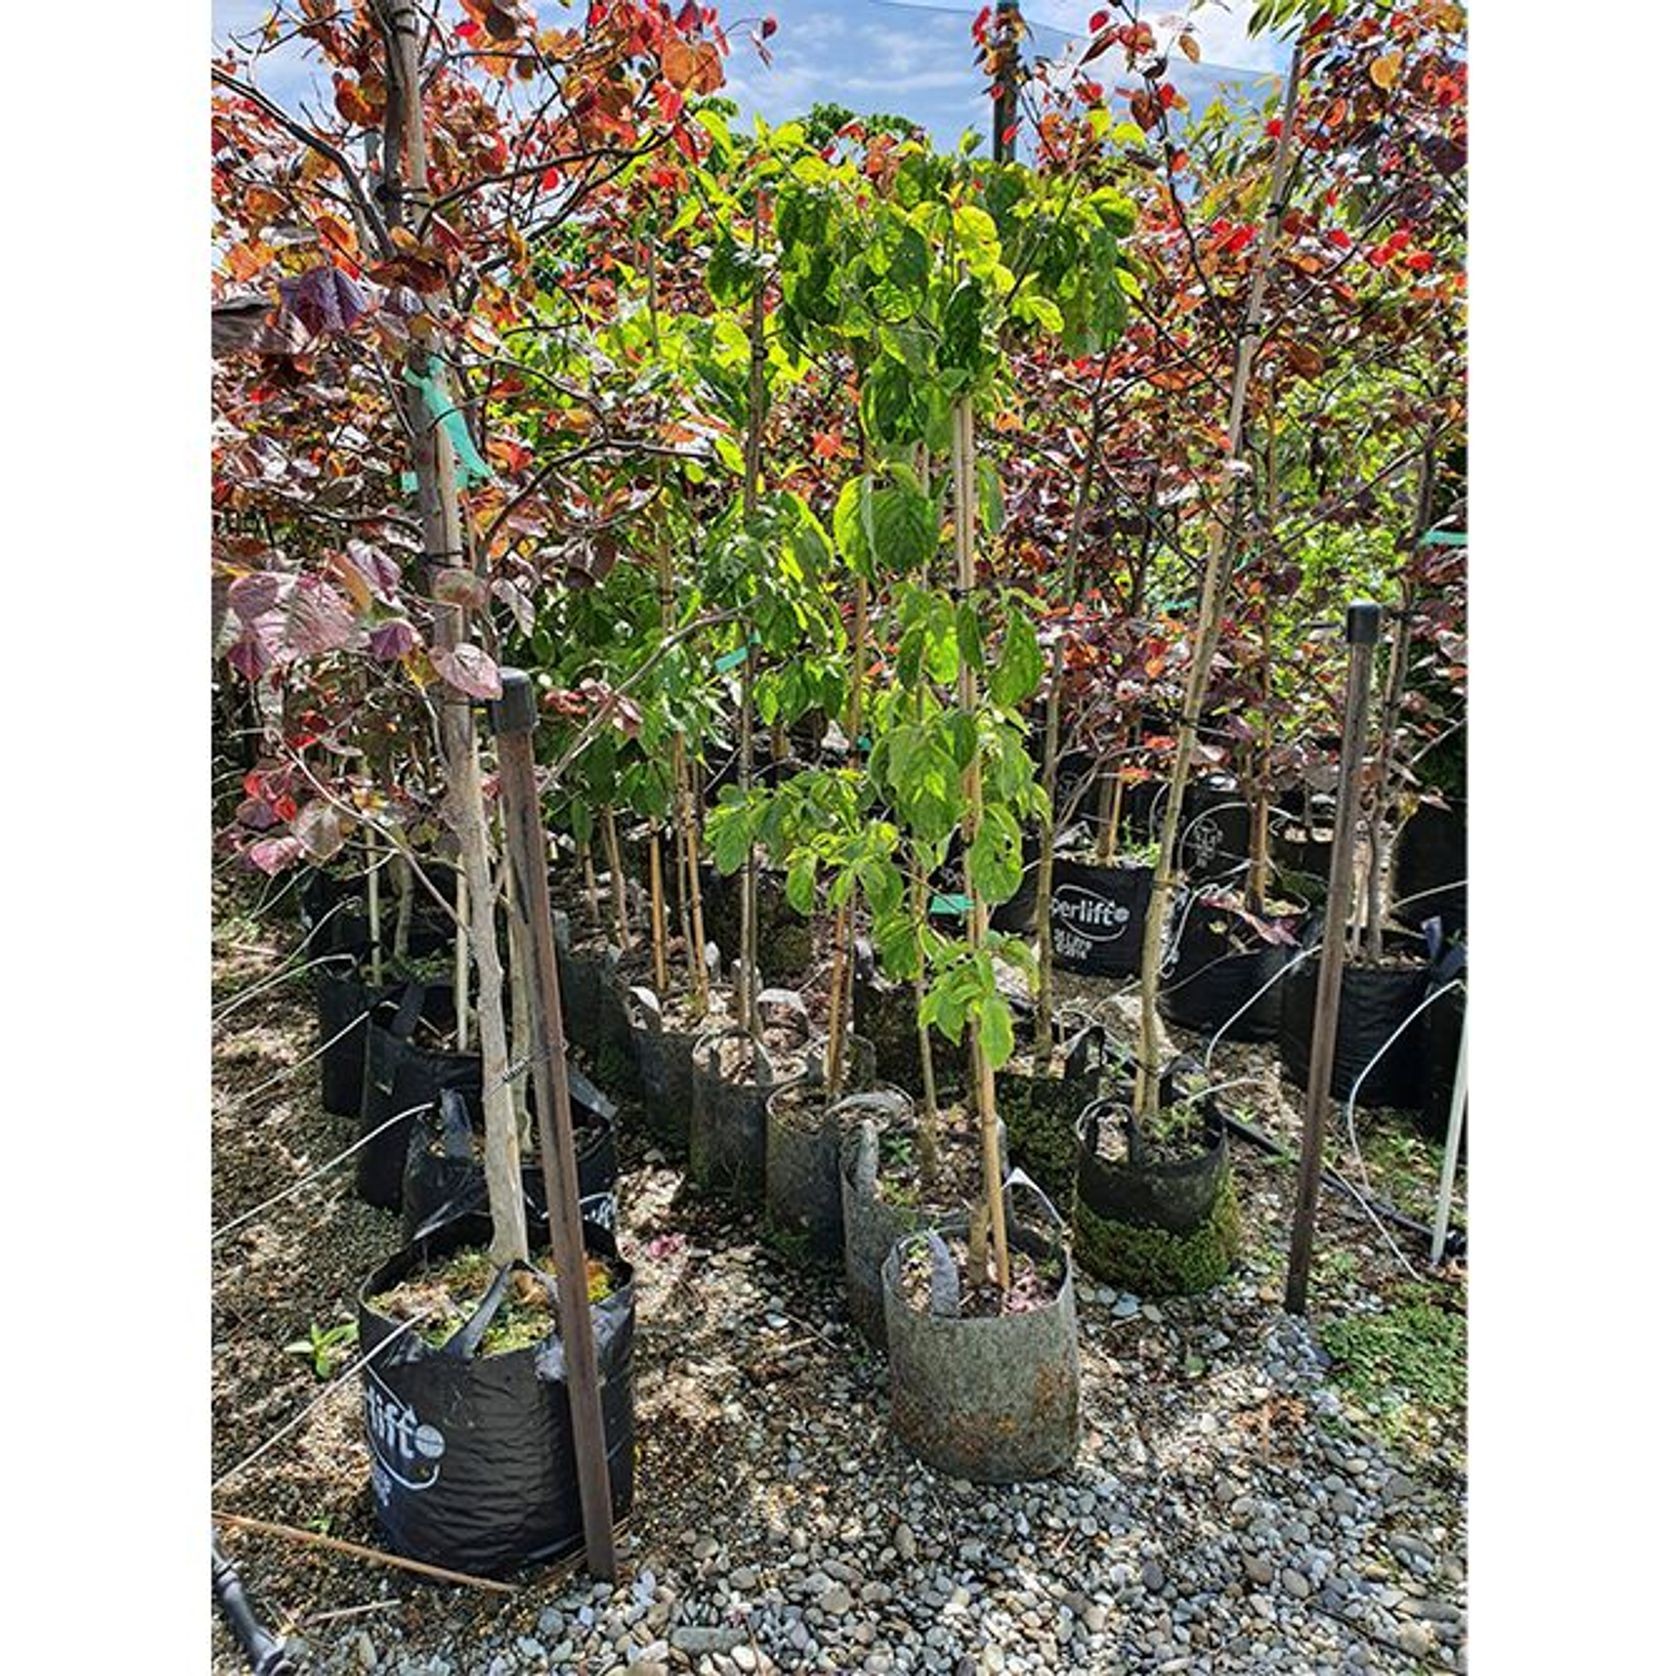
left=212, top=879, right=1466, bottom=1676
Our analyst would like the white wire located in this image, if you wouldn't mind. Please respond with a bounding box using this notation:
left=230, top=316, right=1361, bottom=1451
left=219, top=1007, right=373, bottom=1115
left=210, top=1303, right=441, bottom=1493
left=212, top=1101, right=433, bottom=1243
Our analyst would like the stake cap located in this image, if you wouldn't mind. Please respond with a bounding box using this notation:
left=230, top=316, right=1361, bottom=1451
left=1345, top=602, right=1381, bottom=645
left=488, top=667, right=537, bottom=735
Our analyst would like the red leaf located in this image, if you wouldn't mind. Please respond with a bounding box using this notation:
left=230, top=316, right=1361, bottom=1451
left=1088, top=10, right=1109, bottom=29
left=433, top=642, right=503, bottom=700
left=1265, top=118, right=1283, bottom=138
left=762, top=15, right=777, bottom=37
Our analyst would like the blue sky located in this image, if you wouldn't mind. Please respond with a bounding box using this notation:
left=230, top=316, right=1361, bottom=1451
left=212, top=1, right=1285, bottom=150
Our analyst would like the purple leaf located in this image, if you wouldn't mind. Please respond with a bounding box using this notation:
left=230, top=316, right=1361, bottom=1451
left=346, top=538, right=402, bottom=601
left=277, top=265, right=372, bottom=337
left=368, top=619, right=420, bottom=661
left=229, top=571, right=289, bottom=624
left=293, top=800, right=346, bottom=863
left=434, top=567, right=489, bottom=610
left=285, top=576, right=360, bottom=658
left=433, top=642, right=503, bottom=700
left=236, top=796, right=280, bottom=831
left=248, top=835, right=304, bottom=876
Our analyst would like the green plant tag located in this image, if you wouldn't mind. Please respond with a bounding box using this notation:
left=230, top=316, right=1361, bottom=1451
left=404, top=356, right=494, bottom=485
left=715, top=645, right=750, bottom=674
left=1420, top=529, right=1467, bottom=547
left=930, top=892, right=974, bottom=915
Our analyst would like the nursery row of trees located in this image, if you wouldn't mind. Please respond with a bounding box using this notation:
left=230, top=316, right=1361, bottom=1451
left=212, top=0, right=1465, bottom=1280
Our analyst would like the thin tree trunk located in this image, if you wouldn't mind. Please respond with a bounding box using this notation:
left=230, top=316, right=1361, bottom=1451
left=1133, top=44, right=1304, bottom=1126
left=582, top=836, right=602, bottom=930
left=454, top=868, right=471, bottom=1050
left=601, top=807, right=631, bottom=950
left=953, top=396, right=1010, bottom=1289
left=1033, top=636, right=1064, bottom=1067
left=649, top=834, right=668, bottom=994
left=1365, top=448, right=1434, bottom=959
left=378, top=0, right=526, bottom=1263
left=394, top=851, right=413, bottom=963
left=367, top=838, right=384, bottom=986
left=675, top=736, right=710, bottom=1015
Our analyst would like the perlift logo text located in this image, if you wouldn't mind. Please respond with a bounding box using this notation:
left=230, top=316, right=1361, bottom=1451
left=365, top=1371, right=447, bottom=1495
left=1049, top=883, right=1132, bottom=944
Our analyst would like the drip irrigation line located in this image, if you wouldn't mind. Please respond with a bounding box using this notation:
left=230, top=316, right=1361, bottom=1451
left=211, top=1304, right=442, bottom=1493
left=1341, top=978, right=1467, bottom=1280
left=1204, top=939, right=1323, bottom=1072
left=212, top=1102, right=432, bottom=1243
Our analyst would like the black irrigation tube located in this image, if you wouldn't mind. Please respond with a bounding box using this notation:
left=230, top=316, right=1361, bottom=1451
left=1217, top=1106, right=1466, bottom=1261
left=212, top=1538, right=296, bottom=1676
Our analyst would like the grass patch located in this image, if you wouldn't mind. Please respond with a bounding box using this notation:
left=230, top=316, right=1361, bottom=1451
left=1317, top=1283, right=1466, bottom=1466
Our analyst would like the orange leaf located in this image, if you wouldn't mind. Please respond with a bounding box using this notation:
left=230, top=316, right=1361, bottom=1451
left=1369, top=52, right=1402, bottom=91
left=225, top=241, right=272, bottom=282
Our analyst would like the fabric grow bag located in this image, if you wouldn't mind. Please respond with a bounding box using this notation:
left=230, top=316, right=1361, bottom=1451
left=699, top=868, right=814, bottom=986
left=1159, top=896, right=1292, bottom=1043
left=623, top=986, right=704, bottom=1151
left=399, top=1079, right=621, bottom=1243
left=1394, top=800, right=1467, bottom=938
left=991, top=1022, right=1120, bottom=1208
left=839, top=1117, right=1011, bottom=1352
left=1042, top=858, right=1155, bottom=977
left=851, top=978, right=967, bottom=1098
left=688, top=997, right=817, bottom=1205
left=316, top=958, right=401, bottom=1119
left=1277, top=927, right=1430, bottom=1109
left=881, top=1182, right=1080, bottom=1483
left=763, top=1070, right=893, bottom=1265
left=356, top=1208, right=634, bottom=1577
left=357, top=984, right=480, bottom=1210
left=1072, top=1076, right=1240, bottom=1298
left=1171, top=775, right=1252, bottom=881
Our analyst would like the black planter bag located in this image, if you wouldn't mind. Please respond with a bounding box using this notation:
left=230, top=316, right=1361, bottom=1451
left=1159, top=896, right=1292, bottom=1043
left=399, top=1078, right=621, bottom=1243
left=1152, top=775, right=1253, bottom=881
left=1072, top=1059, right=1240, bottom=1296
left=699, top=868, right=814, bottom=986
left=851, top=977, right=968, bottom=1098
left=357, top=984, right=480, bottom=1210
left=316, top=958, right=401, bottom=1119
left=357, top=1208, right=633, bottom=1577
left=1043, top=858, right=1155, bottom=977
left=991, top=1022, right=1120, bottom=1208
left=623, top=986, right=703, bottom=1151
left=1277, top=927, right=1431, bottom=1109
left=1420, top=939, right=1467, bottom=1146
left=1394, top=800, right=1467, bottom=938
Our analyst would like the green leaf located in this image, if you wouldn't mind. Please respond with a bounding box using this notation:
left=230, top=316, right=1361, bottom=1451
left=786, top=852, right=818, bottom=915
left=976, top=457, right=1004, bottom=535
left=896, top=624, right=925, bottom=688
left=970, top=807, right=1022, bottom=904
left=990, top=608, right=1043, bottom=709
left=950, top=711, right=978, bottom=770
left=977, top=994, right=1014, bottom=1068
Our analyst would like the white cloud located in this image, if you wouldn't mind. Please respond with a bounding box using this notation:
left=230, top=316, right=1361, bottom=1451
left=879, top=0, right=1285, bottom=72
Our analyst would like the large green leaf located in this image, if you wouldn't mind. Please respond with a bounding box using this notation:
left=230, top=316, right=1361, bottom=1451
left=991, top=608, right=1044, bottom=709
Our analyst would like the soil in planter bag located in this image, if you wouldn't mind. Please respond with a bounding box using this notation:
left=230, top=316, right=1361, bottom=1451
left=1277, top=924, right=1431, bottom=1109
left=400, top=1079, right=621, bottom=1243
left=358, top=983, right=480, bottom=1210
left=357, top=1207, right=633, bottom=1576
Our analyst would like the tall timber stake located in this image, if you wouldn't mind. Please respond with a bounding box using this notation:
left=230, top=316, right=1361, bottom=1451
left=491, top=668, right=621, bottom=1582
left=989, top=1, right=1024, bottom=164
left=1284, top=603, right=1381, bottom=1316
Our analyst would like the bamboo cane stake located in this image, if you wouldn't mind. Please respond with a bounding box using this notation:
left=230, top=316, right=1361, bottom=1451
left=212, top=1513, right=518, bottom=1596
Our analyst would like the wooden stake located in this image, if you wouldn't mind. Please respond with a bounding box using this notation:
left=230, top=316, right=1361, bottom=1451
left=1285, top=603, right=1381, bottom=1316
left=491, top=669, right=621, bottom=1581
left=602, top=807, right=631, bottom=950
